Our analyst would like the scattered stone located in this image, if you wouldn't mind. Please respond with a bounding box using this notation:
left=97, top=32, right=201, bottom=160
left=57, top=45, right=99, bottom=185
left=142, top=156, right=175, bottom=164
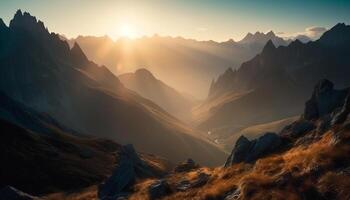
left=0, top=186, right=40, bottom=200
left=174, top=158, right=199, bottom=173
left=148, top=179, right=171, bottom=199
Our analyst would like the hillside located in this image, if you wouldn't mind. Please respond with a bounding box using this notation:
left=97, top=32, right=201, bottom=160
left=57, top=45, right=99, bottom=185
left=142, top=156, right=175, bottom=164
left=0, top=92, right=172, bottom=196
left=119, top=68, right=196, bottom=121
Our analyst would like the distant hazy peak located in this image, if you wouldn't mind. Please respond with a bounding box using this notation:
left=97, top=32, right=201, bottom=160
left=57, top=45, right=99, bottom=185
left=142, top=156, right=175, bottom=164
left=135, top=68, right=155, bottom=78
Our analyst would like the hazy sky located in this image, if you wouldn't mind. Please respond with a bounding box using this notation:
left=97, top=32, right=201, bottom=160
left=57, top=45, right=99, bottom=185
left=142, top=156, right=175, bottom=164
left=0, top=0, right=349, bottom=41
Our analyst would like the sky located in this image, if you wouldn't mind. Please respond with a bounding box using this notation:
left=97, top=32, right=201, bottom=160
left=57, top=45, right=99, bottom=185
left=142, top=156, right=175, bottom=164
left=0, top=0, right=349, bottom=41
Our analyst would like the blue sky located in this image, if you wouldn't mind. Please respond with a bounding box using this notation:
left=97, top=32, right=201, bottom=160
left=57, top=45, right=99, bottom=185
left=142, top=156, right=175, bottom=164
left=0, top=0, right=349, bottom=41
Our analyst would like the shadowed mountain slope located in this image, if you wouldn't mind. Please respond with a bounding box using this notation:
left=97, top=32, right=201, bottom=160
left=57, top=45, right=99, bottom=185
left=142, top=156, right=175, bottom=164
left=0, top=10, right=227, bottom=166
left=119, top=68, right=196, bottom=121
left=0, top=92, right=172, bottom=196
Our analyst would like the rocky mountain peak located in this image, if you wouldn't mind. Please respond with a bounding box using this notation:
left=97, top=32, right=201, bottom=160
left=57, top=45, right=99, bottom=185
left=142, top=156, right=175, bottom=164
left=266, top=30, right=276, bottom=37
left=9, top=9, right=47, bottom=35
left=319, top=23, right=350, bottom=46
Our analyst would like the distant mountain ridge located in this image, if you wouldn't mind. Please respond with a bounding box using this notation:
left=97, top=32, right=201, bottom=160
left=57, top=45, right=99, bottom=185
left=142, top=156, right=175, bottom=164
left=196, top=23, right=350, bottom=143
left=119, top=68, right=196, bottom=121
left=68, top=31, right=291, bottom=98
left=0, top=10, right=227, bottom=165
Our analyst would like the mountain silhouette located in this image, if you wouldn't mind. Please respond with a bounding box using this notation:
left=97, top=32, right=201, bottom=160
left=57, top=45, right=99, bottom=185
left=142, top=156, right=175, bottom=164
left=196, top=23, right=350, bottom=145
left=0, top=10, right=227, bottom=166
left=68, top=31, right=290, bottom=98
left=119, top=68, right=196, bottom=121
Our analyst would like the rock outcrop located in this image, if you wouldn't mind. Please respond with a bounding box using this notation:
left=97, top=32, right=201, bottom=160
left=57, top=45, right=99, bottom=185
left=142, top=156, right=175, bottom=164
left=304, top=79, right=348, bottom=120
left=98, top=144, right=156, bottom=199
left=225, top=132, right=282, bottom=166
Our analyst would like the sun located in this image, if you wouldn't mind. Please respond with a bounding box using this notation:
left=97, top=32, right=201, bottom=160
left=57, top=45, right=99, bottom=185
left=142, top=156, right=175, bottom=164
left=119, top=24, right=137, bottom=38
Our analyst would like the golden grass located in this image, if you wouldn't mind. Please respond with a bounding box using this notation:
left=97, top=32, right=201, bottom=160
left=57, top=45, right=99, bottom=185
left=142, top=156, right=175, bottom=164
left=128, top=127, right=350, bottom=200
left=46, top=127, right=350, bottom=200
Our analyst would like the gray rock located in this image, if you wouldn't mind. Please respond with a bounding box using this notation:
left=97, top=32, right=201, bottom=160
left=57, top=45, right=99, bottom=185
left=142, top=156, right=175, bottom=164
left=225, top=132, right=282, bottom=166
left=304, top=79, right=348, bottom=120
left=98, top=144, right=153, bottom=199
left=332, top=92, right=350, bottom=125
left=0, top=186, right=40, bottom=200
left=190, top=173, right=210, bottom=188
left=174, top=158, right=198, bottom=172
left=224, top=135, right=251, bottom=167
left=280, top=120, right=315, bottom=138
left=148, top=179, right=171, bottom=199
left=176, top=180, right=191, bottom=191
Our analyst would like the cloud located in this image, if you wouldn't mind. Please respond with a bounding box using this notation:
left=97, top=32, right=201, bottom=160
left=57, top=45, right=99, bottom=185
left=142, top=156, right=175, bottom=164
left=276, top=26, right=327, bottom=41
left=305, top=26, right=327, bottom=38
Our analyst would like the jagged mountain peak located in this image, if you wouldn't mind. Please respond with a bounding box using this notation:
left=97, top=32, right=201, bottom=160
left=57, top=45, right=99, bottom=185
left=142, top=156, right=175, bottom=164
left=319, top=22, right=350, bottom=46
left=9, top=9, right=47, bottom=34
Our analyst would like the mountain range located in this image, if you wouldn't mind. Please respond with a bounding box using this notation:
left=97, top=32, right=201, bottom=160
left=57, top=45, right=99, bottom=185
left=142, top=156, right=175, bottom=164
left=68, top=30, right=292, bottom=98
left=194, top=23, right=350, bottom=148
left=0, top=10, right=226, bottom=166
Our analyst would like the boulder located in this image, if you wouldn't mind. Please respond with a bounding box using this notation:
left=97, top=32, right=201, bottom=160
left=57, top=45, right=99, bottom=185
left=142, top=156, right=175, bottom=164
left=224, top=136, right=251, bottom=167
left=0, top=186, right=39, bottom=200
left=225, top=133, right=282, bottom=166
left=148, top=179, right=171, bottom=199
left=174, top=158, right=199, bottom=172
